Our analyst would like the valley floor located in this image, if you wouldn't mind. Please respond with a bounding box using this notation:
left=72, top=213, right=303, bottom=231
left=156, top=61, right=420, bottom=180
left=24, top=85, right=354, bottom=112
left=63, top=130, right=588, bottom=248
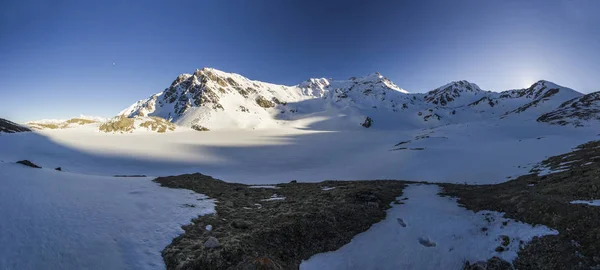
left=1, top=119, right=597, bottom=184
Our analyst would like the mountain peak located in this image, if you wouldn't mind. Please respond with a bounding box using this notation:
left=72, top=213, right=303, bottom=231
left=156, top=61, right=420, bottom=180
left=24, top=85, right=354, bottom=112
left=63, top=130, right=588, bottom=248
left=529, top=80, right=558, bottom=89
left=349, top=72, right=408, bottom=94
left=424, top=80, right=484, bottom=106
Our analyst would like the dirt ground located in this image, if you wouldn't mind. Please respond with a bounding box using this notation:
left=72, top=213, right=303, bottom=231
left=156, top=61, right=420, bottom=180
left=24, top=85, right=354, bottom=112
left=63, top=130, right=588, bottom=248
left=155, top=175, right=407, bottom=269
left=443, top=140, right=600, bottom=270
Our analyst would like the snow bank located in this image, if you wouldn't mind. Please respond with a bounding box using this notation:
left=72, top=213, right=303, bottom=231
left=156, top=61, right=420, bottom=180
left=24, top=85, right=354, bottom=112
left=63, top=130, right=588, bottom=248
left=570, top=200, right=600, bottom=206
left=301, top=184, right=558, bottom=270
left=0, top=163, right=215, bottom=270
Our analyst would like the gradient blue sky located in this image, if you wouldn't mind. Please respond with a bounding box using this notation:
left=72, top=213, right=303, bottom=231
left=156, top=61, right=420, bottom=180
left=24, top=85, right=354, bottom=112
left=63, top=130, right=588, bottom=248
left=1, top=0, right=599, bottom=122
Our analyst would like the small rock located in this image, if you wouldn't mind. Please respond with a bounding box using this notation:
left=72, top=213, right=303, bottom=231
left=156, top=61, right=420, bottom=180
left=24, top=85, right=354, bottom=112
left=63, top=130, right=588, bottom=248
left=16, top=160, right=41, bottom=168
left=500, top=235, right=510, bottom=246
left=418, top=237, right=436, bottom=247
left=55, top=167, right=62, bottom=171
left=231, top=220, right=250, bottom=229
left=204, top=237, right=220, bottom=248
left=495, top=246, right=505, bottom=252
left=290, top=180, right=297, bottom=184
left=361, top=116, right=373, bottom=128
left=205, top=225, right=213, bottom=231
left=397, top=218, right=407, bottom=227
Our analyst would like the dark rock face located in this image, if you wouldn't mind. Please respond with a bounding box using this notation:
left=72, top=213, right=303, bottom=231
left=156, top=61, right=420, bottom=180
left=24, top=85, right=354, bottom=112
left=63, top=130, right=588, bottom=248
left=0, top=118, right=31, bottom=133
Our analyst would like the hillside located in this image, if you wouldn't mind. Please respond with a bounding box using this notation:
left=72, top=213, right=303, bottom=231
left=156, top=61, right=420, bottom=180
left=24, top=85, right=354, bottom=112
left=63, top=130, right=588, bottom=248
left=0, top=118, right=31, bottom=133
left=538, top=91, right=600, bottom=126
left=27, top=116, right=104, bottom=130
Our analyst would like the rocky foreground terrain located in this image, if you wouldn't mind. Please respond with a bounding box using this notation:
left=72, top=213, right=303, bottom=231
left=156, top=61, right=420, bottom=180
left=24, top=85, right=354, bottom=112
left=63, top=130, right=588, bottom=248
left=155, top=139, right=600, bottom=270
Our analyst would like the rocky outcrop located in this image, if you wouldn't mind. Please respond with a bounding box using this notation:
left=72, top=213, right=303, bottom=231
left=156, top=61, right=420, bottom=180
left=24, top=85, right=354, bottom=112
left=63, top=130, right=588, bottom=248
left=0, top=118, right=31, bottom=133
left=99, top=116, right=175, bottom=133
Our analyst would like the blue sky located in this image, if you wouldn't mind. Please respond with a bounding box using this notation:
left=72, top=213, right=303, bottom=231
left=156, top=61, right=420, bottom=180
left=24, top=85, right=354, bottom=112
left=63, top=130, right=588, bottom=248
left=1, top=0, right=599, bottom=122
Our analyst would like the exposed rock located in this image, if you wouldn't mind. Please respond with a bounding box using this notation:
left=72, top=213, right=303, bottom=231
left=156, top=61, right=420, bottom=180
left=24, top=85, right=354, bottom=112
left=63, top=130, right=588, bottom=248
left=204, top=237, right=220, bottom=248
left=256, top=96, right=275, bottom=108
left=16, top=160, right=41, bottom=168
left=98, top=116, right=135, bottom=133
left=231, top=220, right=250, bottom=230
left=361, top=117, right=373, bottom=128
left=138, top=116, right=176, bottom=133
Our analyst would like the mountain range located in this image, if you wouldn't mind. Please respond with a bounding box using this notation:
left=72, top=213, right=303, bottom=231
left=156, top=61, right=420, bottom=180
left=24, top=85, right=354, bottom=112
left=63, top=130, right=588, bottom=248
left=117, top=67, right=598, bottom=131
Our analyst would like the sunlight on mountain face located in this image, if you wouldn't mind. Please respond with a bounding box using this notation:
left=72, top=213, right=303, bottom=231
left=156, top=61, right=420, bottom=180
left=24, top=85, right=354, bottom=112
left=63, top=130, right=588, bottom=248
left=520, top=77, right=537, bottom=89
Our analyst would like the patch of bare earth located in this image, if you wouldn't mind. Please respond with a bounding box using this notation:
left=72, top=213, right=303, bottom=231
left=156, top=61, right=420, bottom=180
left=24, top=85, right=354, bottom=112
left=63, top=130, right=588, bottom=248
left=154, top=174, right=406, bottom=269
left=442, top=140, right=600, bottom=270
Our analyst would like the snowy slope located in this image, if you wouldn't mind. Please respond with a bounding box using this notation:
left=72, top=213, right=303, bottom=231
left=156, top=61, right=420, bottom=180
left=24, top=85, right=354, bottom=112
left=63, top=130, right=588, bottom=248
left=0, top=162, right=214, bottom=270
left=301, top=184, right=557, bottom=270
left=424, top=80, right=487, bottom=107
left=537, top=91, right=600, bottom=126
left=2, top=119, right=596, bottom=184
left=500, top=80, right=583, bottom=119
left=119, top=68, right=326, bottom=130
left=120, top=68, right=590, bottom=130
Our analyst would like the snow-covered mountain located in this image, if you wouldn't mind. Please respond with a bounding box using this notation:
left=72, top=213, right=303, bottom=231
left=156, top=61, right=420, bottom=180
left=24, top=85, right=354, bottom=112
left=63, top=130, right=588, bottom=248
left=120, top=68, right=589, bottom=130
left=538, top=91, right=600, bottom=126
left=0, top=118, right=31, bottom=133
left=424, top=80, right=486, bottom=106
